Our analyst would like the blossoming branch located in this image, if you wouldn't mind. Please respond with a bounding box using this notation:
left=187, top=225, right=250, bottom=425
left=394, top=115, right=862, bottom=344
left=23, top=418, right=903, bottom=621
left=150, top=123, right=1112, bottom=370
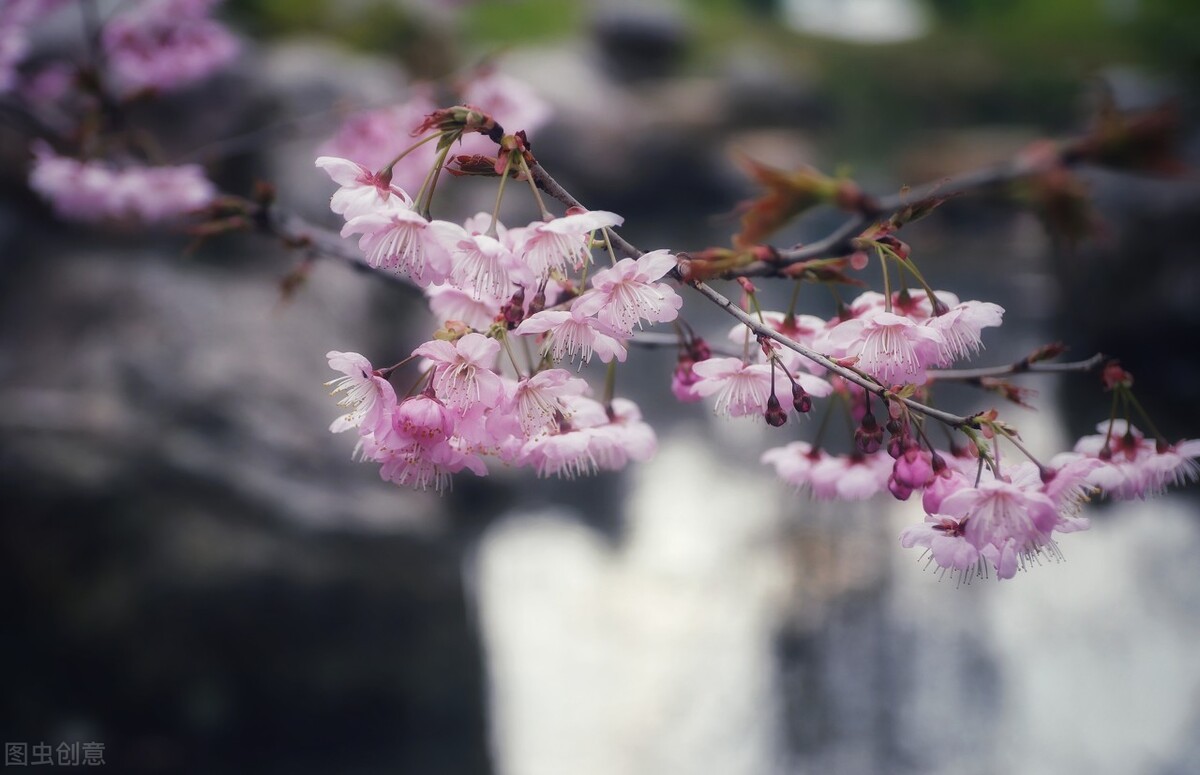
left=8, top=0, right=1198, bottom=583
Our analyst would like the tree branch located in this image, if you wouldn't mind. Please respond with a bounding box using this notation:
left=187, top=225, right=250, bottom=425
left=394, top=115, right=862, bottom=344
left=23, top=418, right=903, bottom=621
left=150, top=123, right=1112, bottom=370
left=252, top=200, right=418, bottom=290
left=687, top=280, right=974, bottom=428
left=929, top=352, right=1105, bottom=381
left=525, top=161, right=975, bottom=429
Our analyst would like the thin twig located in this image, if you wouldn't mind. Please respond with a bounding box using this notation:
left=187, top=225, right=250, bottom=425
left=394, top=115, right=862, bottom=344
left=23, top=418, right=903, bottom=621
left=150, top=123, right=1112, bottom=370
left=688, top=280, right=973, bottom=428
left=255, top=202, right=418, bottom=291
left=929, top=353, right=1105, bottom=380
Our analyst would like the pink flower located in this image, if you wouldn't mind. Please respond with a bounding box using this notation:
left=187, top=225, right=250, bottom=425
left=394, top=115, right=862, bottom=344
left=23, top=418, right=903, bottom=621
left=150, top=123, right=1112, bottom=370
left=583, top=398, right=657, bottom=471
left=376, top=436, right=488, bottom=492
left=102, top=0, right=237, bottom=96
left=573, top=249, right=683, bottom=335
left=0, top=0, right=69, bottom=93
left=110, top=163, right=217, bottom=221
left=514, top=394, right=654, bottom=477
left=938, top=478, right=1058, bottom=561
left=1009, top=456, right=1105, bottom=525
left=317, top=91, right=439, bottom=192
left=518, top=429, right=595, bottom=479
left=341, top=206, right=460, bottom=286
left=413, top=333, right=504, bottom=412
left=671, top=357, right=705, bottom=403
left=808, top=452, right=893, bottom=500
left=325, top=351, right=396, bottom=436
left=921, top=466, right=971, bottom=514
left=692, top=357, right=831, bottom=419
left=514, top=308, right=628, bottom=365
left=818, top=309, right=944, bottom=386
left=29, top=143, right=214, bottom=222
left=900, top=515, right=987, bottom=583
left=892, top=446, right=935, bottom=489
left=691, top=358, right=776, bottom=418
left=761, top=441, right=824, bottom=490
left=509, top=210, right=624, bottom=277
left=315, top=156, right=413, bottom=220
left=425, top=283, right=504, bottom=330
left=924, top=300, right=1004, bottom=364
left=393, top=392, right=458, bottom=446
left=509, top=369, right=590, bottom=438
left=1072, top=420, right=1200, bottom=499
left=449, top=232, right=532, bottom=301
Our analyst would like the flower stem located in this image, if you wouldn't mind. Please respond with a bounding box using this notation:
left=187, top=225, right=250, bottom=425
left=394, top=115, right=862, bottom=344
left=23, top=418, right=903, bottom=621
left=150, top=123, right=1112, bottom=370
left=516, top=153, right=553, bottom=221
left=381, top=131, right=442, bottom=177
left=877, top=246, right=893, bottom=313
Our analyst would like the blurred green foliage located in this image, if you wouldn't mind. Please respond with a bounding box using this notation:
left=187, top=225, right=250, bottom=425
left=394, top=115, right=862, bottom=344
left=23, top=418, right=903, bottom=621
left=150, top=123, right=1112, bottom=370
left=224, top=0, right=1198, bottom=155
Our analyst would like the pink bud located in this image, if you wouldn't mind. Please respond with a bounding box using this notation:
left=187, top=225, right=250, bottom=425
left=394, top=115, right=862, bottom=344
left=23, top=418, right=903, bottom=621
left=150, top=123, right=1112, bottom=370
left=765, top=394, right=788, bottom=427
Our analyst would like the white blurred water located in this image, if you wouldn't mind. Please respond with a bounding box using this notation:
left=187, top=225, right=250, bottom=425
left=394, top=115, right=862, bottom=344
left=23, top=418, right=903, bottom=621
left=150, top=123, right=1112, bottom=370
left=474, top=419, right=1200, bottom=775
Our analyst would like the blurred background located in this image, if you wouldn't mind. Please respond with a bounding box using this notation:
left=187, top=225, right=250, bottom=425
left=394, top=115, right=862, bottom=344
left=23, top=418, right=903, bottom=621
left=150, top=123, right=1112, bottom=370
left=2, top=1, right=1200, bottom=773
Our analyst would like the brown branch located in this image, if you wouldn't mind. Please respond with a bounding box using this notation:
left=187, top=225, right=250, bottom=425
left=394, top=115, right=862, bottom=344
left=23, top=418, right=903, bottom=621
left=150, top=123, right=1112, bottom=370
left=929, top=352, right=1106, bottom=381
left=251, top=199, right=418, bottom=291
left=526, top=162, right=975, bottom=429
left=688, top=280, right=974, bottom=428
left=734, top=155, right=1052, bottom=277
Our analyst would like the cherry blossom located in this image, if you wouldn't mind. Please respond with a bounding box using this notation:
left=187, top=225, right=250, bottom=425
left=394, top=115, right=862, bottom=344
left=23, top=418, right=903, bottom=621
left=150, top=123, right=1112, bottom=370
left=941, top=478, right=1057, bottom=549
left=340, top=206, right=460, bottom=286
left=393, top=392, right=458, bottom=446
left=102, top=0, right=238, bottom=96
left=315, top=156, right=413, bottom=220
left=573, top=249, right=683, bottom=335
left=325, top=351, right=396, bottom=435
left=0, top=0, right=70, bottom=93
left=1071, top=420, right=1200, bottom=499
left=924, top=299, right=1004, bottom=364
left=449, top=232, right=532, bottom=301
left=514, top=307, right=629, bottom=365
left=807, top=452, right=894, bottom=500
left=425, top=283, right=505, bottom=330
left=29, top=143, right=215, bottom=222
left=376, top=435, right=488, bottom=492
left=509, top=210, right=624, bottom=278
left=761, top=441, right=824, bottom=492
left=413, top=333, right=505, bottom=412
left=585, top=398, right=658, bottom=471
left=518, top=428, right=596, bottom=479
left=900, top=515, right=988, bottom=582
left=318, top=90, right=439, bottom=191
left=818, top=309, right=944, bottom=386
left=692, top=357, right=831, bottom=419
left=508, top=369, right=591, bottom=438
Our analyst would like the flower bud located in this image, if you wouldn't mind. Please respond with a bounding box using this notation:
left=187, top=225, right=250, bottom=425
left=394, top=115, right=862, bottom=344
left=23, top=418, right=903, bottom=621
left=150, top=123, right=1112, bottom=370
left=765, top=393, right=788, bottom=427
left=855, top=411, right=883, bottom=454
left=888, top=475, right=913, bottom=501
left=791, top=382, right=812, bottom=414
left=528, top=285, right=547, bottom=317
left=501, top=286, right=526, bottom=329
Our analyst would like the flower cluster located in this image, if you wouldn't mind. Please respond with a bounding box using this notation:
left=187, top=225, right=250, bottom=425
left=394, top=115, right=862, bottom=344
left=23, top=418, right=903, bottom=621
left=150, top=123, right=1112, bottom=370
left=314, top=88, right=1200, bottom=582
left=29, top=142, right=216, bottom=222
left=319, top=69, right=551, bottom=195
left=102, top=0, right=238, bottom=96
left=12, top=1, right=235, bottom=223
left=0, top=0, right=68, bottom=93
left=691, top=287, right=999, bottom=425
left=9, top=0, right=1193, bottom=584
left=326, top=344, right=656, bottom=491
left=318, top=86, right=683, bottom=487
